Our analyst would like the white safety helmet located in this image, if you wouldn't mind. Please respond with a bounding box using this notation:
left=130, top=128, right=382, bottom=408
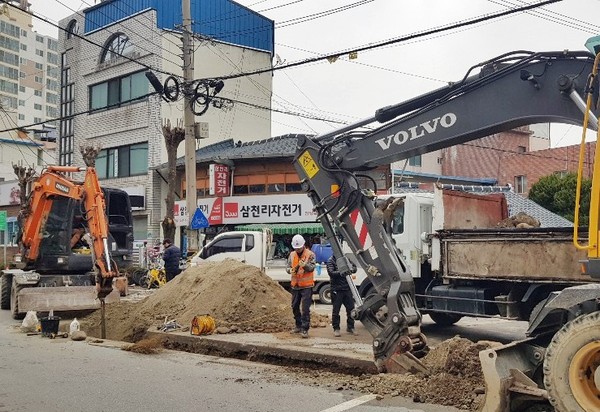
left=291, top=234, right=306, bottom=249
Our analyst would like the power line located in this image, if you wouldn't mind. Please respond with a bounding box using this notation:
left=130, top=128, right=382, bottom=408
left=1, top=0, right=181, bottom=78
left=196, top=0, right=560, bottom=82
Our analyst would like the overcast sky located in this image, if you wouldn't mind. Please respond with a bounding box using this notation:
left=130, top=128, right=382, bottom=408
left=29, top=0, right=600, bottom=148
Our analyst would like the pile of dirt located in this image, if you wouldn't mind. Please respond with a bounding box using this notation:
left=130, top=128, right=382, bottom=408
left=275, top=336, right=490, bottom=410
left=79, top=259, right=328, bottom=341
left=497, top=212, right=540, bottom=228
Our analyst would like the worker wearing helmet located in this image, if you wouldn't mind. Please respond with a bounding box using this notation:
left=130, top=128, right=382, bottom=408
left=286, top=234, right=316, bottom=338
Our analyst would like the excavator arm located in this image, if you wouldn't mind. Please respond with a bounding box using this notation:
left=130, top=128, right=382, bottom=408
left=292, top=50, right=599, bottom=373
left=20, top=166, right=116, bottom=299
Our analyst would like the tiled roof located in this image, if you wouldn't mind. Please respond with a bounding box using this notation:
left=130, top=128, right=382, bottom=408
left=503, top=191, right=573, bottom=228
left=175, top=134, right=308, bottom=166
left=395, top=187, right=573, bottom=228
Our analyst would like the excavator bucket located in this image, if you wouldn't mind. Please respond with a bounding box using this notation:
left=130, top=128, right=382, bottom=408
left=17, top=286, right=120, bottom=313
left=381, top=351, right=429, bottom=375
left=479, top=338, right=548, bottom=412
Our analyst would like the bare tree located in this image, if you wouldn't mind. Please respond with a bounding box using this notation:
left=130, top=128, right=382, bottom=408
left=162, top=119, right=185, bottom=242
left=80, top=145, right=102, bottom=168
left=13, top=163, right=36, bottom=252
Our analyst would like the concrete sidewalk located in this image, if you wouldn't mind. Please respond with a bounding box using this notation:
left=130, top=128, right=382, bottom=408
left=147, top=305, right=380, bottom=374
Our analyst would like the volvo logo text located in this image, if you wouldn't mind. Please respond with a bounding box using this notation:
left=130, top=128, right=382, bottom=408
left=374, top=113, right=457, bottom=150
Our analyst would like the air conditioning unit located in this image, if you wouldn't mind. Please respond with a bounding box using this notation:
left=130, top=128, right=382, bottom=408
left=129, top=194, right=145, bottom=210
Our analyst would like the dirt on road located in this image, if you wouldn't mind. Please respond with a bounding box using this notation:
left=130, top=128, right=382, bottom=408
left=79, top=259, right=491, bottom=410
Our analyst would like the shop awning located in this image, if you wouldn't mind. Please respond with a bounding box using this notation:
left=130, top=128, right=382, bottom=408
left=234, top=222, right=325, bottom=235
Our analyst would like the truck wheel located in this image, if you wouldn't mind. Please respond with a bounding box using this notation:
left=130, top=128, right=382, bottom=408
left=318, top=284, right=332, bottom=305
left=0, top=273, right=11, bottom=310
left=428, top=312, right=462, bottom=326
left=544, top=311, right=600, bottom=412
left=10, top=277, right=24, bottom=319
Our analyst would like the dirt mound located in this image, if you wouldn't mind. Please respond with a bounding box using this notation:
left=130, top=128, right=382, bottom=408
left=283, top=336, right=489, bottom=410
left=497, top=212, right=540, bottom=228
left=80, top=259, right=328, bottom=341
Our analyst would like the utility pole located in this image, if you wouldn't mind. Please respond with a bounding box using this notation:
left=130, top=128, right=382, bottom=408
left=182, top=0, right=198, bottom=252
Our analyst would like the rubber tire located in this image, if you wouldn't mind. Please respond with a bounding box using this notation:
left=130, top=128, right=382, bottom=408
left=0, top=273, right=11, bottom=310
left=543, top=311, right=600, bottom=412
left=10, top=277, right=24, bottom=320
left=428, top=312, right=463, bottom=326
left=139, top=274, right=150, bottom=289
left=318, top=283, right=332, bottom=305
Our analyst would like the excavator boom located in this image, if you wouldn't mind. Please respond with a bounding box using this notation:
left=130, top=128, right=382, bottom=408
left=293, top=50, right=599, bottom=374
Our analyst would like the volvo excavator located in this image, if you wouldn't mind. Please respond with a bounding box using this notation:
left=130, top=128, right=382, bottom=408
left=292, top=44, right=600, bottom=411
left=0, top=165, right=132, bottom=325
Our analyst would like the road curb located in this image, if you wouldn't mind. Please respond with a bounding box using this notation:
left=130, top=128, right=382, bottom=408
left=147, top=330, right=378, bottom=375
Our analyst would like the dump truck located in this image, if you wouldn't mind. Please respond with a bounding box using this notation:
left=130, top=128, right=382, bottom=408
left=0, top=165, right=134, bottom=319
left=356, top=187, right=593, bottom=327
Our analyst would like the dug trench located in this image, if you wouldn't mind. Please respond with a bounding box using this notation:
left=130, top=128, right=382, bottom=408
left=78, top=259, right=491, bottom=411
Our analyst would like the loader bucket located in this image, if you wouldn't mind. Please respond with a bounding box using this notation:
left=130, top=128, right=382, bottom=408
left=17, top=286, right=120, bottom=313
left=479, top=337, right=548, bottom=412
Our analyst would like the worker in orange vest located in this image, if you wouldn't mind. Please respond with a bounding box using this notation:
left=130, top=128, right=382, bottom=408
left=286, top=234, right=316, bottom=338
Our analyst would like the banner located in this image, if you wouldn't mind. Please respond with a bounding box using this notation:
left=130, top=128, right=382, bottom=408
left=175, top=194, right=317, bottom=226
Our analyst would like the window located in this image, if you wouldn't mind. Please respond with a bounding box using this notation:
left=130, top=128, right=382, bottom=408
left=0, top=64, right=18, bottom=80
left=34, top=90, right=42, bottom=97
left=18, top=99, right=23, bottom=106
left=59, top=50, right=74, bottom=166
left=47, top=52, right=58, bottom=65
left=0, top=35, right=19, bottom=52
left=517, top=145, right=526, bottom=153
left=19, top=85, right=25, bottom=92
left=1, top=218, right=19, bottom=246
left=34, top=76, right=42, bottom=83
left=37, top=149, right=43, bottom=166
left=100, top=33, right=133, bottom=62
left=34, top=117, right=41, bottom=123
left=35, top=49, right=44, bottom=57
left=0, top=21, right=19, bottom=38
left=36, top=35, right=44, bottom=43
left=35, top=62, right=43, bottom=70
left=47, top=38, right=58, bottom=51
left=408, top=155, right=422, bottom=167
left=46, top=92, right=57, bottom=104
left=66, top=20, right=79, bottom=39
left=96, top=142, right=148, bottom=179
left=515, top=175, right=527, bottom=194
left=201, top=235, right=245, bottom=258
left=0, top=79, right=18, bottom=94
left=554, top=170, right=568, bottom=177
left=18, top=113, right=24, bottom=120
left=89, top=71, right=148, bottom=110
left=0, top=50, right=19, bottom=66
left=20, top=43, right=26, bottom=51
left=46, top=106, right=57, bottom=118
left=20, top=29, right=27, bottom=37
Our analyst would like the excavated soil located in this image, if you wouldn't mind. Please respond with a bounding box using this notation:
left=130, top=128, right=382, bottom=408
left=270, top=336, right=490, bottom=411
left=79, top=260, right=491, bottom=410
left=79, top=259, right=328, bottom=341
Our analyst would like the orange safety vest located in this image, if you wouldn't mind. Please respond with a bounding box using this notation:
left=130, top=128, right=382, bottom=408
left=290, top=249, right=315, bottom=289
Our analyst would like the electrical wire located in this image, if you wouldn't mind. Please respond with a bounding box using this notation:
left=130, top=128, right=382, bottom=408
left=195, top=0, right=560, bottom=82
left=1, top=0, right=181, bottom=78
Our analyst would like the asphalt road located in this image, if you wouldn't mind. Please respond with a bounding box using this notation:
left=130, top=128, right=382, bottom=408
left=0, top=308, right=462, bottom=412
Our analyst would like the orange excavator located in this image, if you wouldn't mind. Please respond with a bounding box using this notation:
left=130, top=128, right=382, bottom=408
left=0, top=165, right=133, bottom=327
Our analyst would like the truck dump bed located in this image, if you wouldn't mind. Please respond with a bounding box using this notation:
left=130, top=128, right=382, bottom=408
left=438, top=227, right=592, bottom=282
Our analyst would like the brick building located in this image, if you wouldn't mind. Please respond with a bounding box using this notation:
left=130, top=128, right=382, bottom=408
left=58, top=0, right=273, bottom=243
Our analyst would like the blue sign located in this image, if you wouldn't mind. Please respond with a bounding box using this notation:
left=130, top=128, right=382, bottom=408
left=190, top=208, right=209, bottom=229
